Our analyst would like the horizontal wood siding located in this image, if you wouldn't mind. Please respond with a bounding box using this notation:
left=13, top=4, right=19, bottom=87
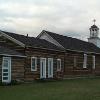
left=0, top=56, right=25, bottom=82
left=1, top=34, right=100, bottom=81
left=11, top=57, right=25, bottom=82
left=24, top=48, right=64, bottom=81
left=95, top=55, right=100, bottom=75
left=0, top=57, right=2, bottom=81
left=64, top=51, right=98, bottom=77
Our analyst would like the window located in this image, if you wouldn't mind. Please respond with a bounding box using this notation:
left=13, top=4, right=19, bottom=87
left=40, top=58, right=46, bottom=78
left=2, top=57, right=11, bottom=83
left=83, top=54, right=87, bottom=68
left=31, top=57, right=37, bottom=71
left=92, top=55, right=95, bottom=69
left=48, top=58, right=53, bottom=78
left=57, top=59, right=61, bottom=71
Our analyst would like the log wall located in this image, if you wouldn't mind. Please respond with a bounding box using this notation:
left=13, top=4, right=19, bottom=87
left=0, top=35, right=100, bottom=81
left=0, top=56, right=25, bottom=82
left=95, top=55, right=100, bottom=75
left=24, top=47, right=64, bottom=81
left=0, top=57, right=2, bottom=81
left=64, top=51, right=100, bottom=77
left=11, top=57, right=25, bottom=82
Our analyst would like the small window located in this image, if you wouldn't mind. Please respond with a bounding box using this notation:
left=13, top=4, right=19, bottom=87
left=92, top=55, right=95, bottom=69
left=48, top=58, right=53, bottom=77
left=31, top=57, right=37, bottom=71
left=83, top=54, right=87, bottom=68
left=57, top=59, right=61, bottom=71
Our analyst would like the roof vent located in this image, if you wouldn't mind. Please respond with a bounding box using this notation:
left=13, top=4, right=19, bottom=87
left=27, top=34, right=28, bottom=37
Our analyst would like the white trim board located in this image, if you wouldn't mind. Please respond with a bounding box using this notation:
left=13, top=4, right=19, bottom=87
left=2, top=57, right=11, bottom=83
left=0, top=54, right=26, bottom=58
left=31, top=57, right=37, bottom=71
left=40, top=58, right=46, bottom=78
left=48, top=58, right=53, bottom=78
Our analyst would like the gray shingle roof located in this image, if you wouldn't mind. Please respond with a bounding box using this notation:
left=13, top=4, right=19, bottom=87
left=1, top=30, right=64, bottom=52
left=1, top=30, right=100, bottom=53
left=43, top=30, right=100, bottom=53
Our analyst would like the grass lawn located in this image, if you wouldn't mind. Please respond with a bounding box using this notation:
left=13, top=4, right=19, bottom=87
left=0, top=78, right=100, bottom=100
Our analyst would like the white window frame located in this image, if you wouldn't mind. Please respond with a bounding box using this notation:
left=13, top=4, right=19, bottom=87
left=83, top=54, right=87, bottom=68
left=2, top=57, right=11, bottom=83
left=57, top=59, right=61, bottom=71
left=40, top=58, right=46, bottom=78
left=48, top=58, right=53, bottom=78
left=31, top=57, right=37, bottom=71
left=92, top=55, right=95, bottom=69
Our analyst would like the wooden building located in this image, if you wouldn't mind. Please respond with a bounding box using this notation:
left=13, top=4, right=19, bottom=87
left=0, top=23, right=100, bottom=83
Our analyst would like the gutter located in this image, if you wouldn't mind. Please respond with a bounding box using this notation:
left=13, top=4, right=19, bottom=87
left=0, top=54, right=27, bottom=58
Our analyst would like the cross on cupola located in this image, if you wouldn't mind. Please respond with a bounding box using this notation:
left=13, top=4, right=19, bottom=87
left=93, top=19, right=96, bottom=25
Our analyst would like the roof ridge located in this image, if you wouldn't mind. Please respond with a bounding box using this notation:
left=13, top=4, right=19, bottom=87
left=0, top=30, right=64, bottom=51
left=43, top=30, right=100, bottom=53
left=1, top=30, right=33, bottom=38
left=44, top=30, right=91, bottom=44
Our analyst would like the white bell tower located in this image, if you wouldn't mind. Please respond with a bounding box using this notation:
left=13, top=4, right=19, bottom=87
left=88, top=19, right=100, bottom=48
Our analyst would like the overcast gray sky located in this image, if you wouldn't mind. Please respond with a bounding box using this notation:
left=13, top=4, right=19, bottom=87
left=0, top=0, right=100, bottom=40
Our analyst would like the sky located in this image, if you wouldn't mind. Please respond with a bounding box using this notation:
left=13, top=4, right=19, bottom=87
left=0, top=0, right=100, bottom=40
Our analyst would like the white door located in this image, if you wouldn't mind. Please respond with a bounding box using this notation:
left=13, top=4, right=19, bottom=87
left=2, top=57, right=11, bottom=83
left=40, top=58, right=46, bottom=78
left=48, top=58, right=53, bottom=78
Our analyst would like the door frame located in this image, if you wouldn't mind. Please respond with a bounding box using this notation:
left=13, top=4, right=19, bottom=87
left=40, top=58, right=46, bottom=78
left=2, top=57, right=11, bottom=83
left=48, top=58, right=53, bottom=78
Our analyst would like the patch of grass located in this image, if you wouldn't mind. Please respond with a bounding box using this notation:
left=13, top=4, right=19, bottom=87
left=0, top=78, right=100, bottom=100
left=0, top=80, right=21, bottom=86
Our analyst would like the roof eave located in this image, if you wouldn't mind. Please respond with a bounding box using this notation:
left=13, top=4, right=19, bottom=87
left=0, top=30, right=25, bottom=48
left=0, top=54, right=26, bottom=57
left=65, top=48, right=100, bottom=54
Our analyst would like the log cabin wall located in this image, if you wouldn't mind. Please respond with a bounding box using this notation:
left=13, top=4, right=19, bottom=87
left=24, top=47, right=65, bottom=81
left=73, top=54, right=92, bottom=76
left=64, top=51, right=100, bottom=77
left=0, top=34, right=100, bottom=81
left=95, top=55, right=100, bottom=75
left=0, top=57, right=2, bottom=81
left=11, top=57, right=25, bottom=82
left=0, top=56, right=25, bottom=82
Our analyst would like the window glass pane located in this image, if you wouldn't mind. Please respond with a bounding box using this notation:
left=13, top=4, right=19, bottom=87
left=3, top=73, right=8, bottom=76
left=3, top=69, right=8, bottom=72
left=49, top=61, right=52, bottom=75
left=48, top=59, right=53, bottom=76
left=83, top=54, right=87, bottom=68
left=3, top=60, right=8, bottom=68
left=3, top=77, right=8, bottom=80
left=31, top=57, right=37, bottom=71
left=42, top=61, right=44, bottom=76
left=32, top=58, right=35, bottom=69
